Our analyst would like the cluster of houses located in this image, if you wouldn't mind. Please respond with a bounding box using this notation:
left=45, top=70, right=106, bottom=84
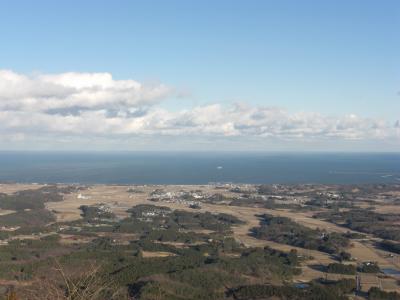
left=77, top=193, right=91, bottom=200
left=97, top=203, right=113, bottom=214
left=141, top=207, right=170, bottom=218
left=317, top=191, right=342, bottom=200
left=229, top=184, right=257, bottom=194
left=148, top=189, right=204, bottom=209
left=58, top=225, right=82, bottom=232
left=136, top=206, right=171, bottom=223
left=256, top=194, right=308, bottom=205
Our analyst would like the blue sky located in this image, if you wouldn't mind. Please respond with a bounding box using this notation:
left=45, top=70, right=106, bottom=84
left=0, top=0, right=399, bottom=151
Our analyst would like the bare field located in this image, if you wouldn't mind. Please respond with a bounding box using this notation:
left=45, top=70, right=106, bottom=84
left=0, top=183, right=45, bottom=194
left=0, top=209, right=15, bottom=216
left=142, top=251, right=177, bottom=258
left=373, top=205, right=400, bottom=214
left=59, top=234, right=96, bottom=245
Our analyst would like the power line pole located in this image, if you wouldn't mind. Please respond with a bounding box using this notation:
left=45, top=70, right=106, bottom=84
left=356, top=274, right=361, bottom=293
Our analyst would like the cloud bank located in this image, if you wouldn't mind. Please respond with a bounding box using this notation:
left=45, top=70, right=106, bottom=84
left=0, top=70, right=398, bottom=149
left=0, top=70, right=170, bottom=112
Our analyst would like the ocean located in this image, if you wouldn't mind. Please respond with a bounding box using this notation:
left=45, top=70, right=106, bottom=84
left=0, top=152, right=399, bottom=185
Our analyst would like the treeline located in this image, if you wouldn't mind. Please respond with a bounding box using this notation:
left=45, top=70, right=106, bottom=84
left=0, top=185, right=75, bottom=211
left=125, top=204, right=244, bottom=233
left=379, top=240, right=400, bottom=254
left=0, top=235, right=61, bottom=280
left=229, top=196, right=301, bottom=210
left=230, top=278, right=355, bottom=300
left=326, top=263, right=356, bottom=275
left=0, top=209, right=54, bottom=227
left=78, top=239, right=301, bottom=299
left=120, top=247, right=301, bottom=299
left=0, top=186, right=78, bottom=229
left=79, top=204, right=115, bottom=220
left=251, top=214, right=350, bottom=255
left=51, top=234, right=302, bottom=300
left=369, top=287, right=400, bottom=300
left=315, top=209, right=400, bottom=241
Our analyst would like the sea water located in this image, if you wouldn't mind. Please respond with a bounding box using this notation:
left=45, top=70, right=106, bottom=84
left=0, top=151, right=399, bottom=185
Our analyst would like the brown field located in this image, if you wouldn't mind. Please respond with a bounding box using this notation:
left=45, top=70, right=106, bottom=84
left=154, top=240, right=206, bottom=248
left=0, top=209, right=15, bottom=216
left=0, top=183, right=45, bottom=194
left=59, top=234, right=96, bottom=245
left=141, top=251, right=177, bottom=258
left=8, top=232, right=56, bottom=241
left=373, top=204, right=400, bottom=214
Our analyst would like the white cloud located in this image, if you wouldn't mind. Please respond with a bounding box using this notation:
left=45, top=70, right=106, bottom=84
left=0, top=69, right=398, bottom=149
left=0, top=70, right=171, bottom=112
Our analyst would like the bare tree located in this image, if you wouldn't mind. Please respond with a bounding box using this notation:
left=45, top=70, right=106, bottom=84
left=22, top=259, right=125, bottom=300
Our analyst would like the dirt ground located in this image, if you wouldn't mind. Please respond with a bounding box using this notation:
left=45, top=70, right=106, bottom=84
left=0, top=209, right=15, bottom=216
left=142, top=251, right=177, bottom=258
left=0, top=183, right=44, bottom=194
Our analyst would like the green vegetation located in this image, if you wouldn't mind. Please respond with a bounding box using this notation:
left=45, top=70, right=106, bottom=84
left=230, top=278, right=355, bottom=300
left=79, top=204, right=116, bottom=220
left=0, top=186, right=74, bottom=211
left=315, top=209, right=400, bottom=241
left=126, top=204, right=244, bottom=233
left=338, top=251, right=352, bottom=261
left=358, top=262, right=380, bottom=273
left=0, top=186, right=77, bottom=229
left=229, top=196, right=301, bottom=210
left=326, top=263, right=356, bottom=275
left=369, top=287, right=400, bottom=300
left=0, top=235, right=62, bottom=280
left=251, top=214, right=350, bottom=255
left=111, top=245, right=302, bottom=299
left=0, top=209, right=54, bottom=227
left=55, top=240, right=301, bottom=299
left=379, top=240, right=400, bottom=254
